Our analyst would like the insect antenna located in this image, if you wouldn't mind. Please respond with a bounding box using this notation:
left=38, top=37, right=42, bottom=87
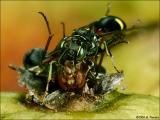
left=105, top=2, right=112, bottom=16
left=61, top=22, right=66, bottom=37
left=38, top=12, right=52, bottom=36
left=38, top=12, right=54, bottom=64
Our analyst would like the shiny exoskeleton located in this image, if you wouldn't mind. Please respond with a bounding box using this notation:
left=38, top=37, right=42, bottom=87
left=39, top=15, right=127, bottom=92
left=45, top=16, right=126, bottom=64
left=9, top=11, right=127, bottom=97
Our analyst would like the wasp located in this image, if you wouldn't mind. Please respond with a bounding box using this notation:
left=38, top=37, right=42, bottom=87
left=9, top=5, right=131, bottom=109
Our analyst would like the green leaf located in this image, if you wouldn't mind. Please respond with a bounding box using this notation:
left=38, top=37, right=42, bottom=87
left=0, top=92, right=159, bottom=119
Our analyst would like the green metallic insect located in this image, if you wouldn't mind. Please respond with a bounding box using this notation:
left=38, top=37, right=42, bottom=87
left=9, top=4, right=132, bottom=110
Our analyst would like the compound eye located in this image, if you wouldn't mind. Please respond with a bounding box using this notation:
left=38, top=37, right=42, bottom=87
left=96, top=28, right=106, bottom=35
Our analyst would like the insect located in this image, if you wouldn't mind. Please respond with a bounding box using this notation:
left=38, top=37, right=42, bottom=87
left=9, top=5, right=130, bottom=110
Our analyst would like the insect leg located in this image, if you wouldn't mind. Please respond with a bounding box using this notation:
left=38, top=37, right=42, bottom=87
left=58, top=49, right=69, bottom=64
left=45, top=61, right=55, bottom=95
left=104, top=42, right=120, bottom=73
left=96, top=42, right=106, bottom=70
left=110, top=40, right=129, bottom=48
left=92, top=52, right=105, bottom=78
left=28, top=65, right=44, bottom=75
left=98, top=52, right=105, bottom=67
left=38, top=12, right=54, bottom=64
left=105, top=2, right=111, bottom=16
left=61, top=22, right=66, bottom=37
left=8, top=64, right=19, bottom=71
left=94, top=54, right=99, bottom=64
left=83, top=61, right=96, bottom=96
left=85, top=60, right=94, bottom=78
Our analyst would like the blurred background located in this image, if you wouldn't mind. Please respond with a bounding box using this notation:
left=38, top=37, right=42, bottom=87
left=1, top=1, right=159, bottom=96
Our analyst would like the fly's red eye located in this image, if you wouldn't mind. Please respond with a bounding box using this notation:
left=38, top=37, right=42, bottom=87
left=96, top=28, right=105, bottom=35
